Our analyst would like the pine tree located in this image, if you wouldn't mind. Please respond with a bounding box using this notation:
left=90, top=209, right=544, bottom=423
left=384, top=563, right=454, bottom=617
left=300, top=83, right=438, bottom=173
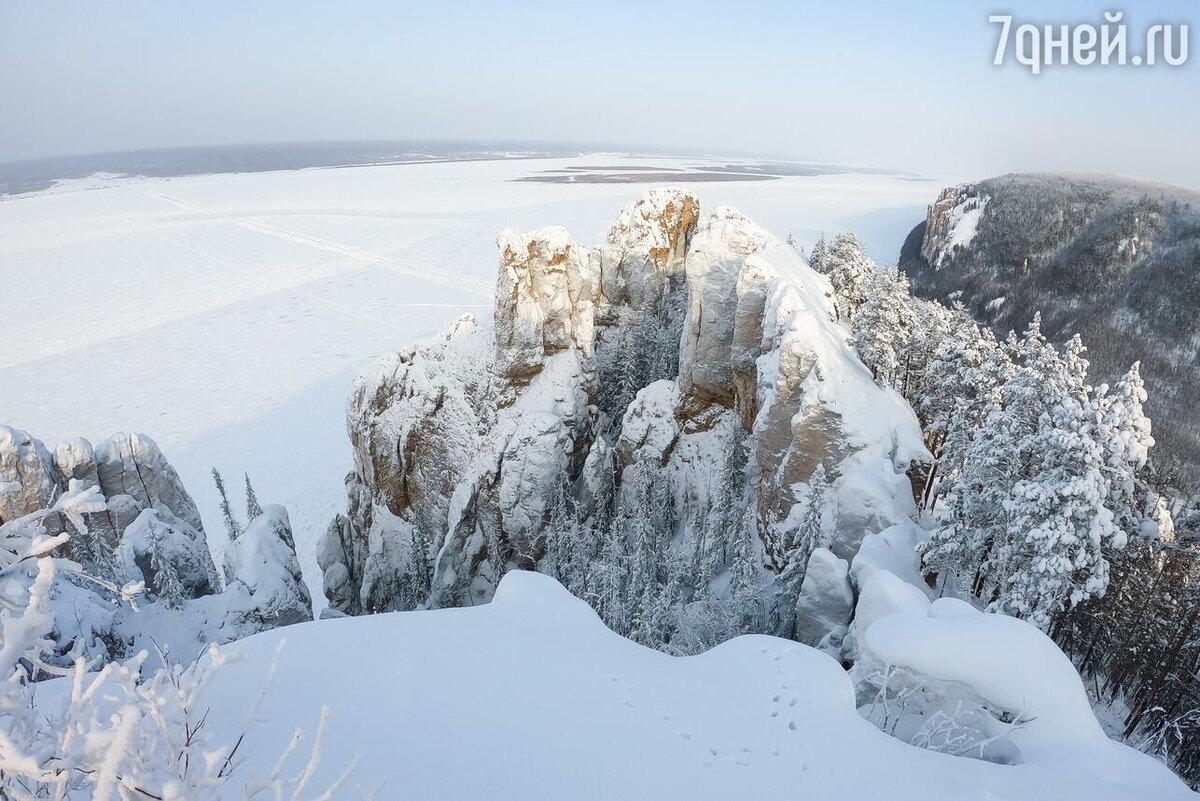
left=540, top=472, right=574, bottom=585
left=1095, top=362, right=1155, bottom=543
left=921, top=316, right=1062, bottom=600
left=625, top=466, right=656, bottom=615
left=244, top=473, right=263, bottom=520
left=922, top=320, right=1133, bottom=629
left=921, top=400, right=1017, bottom=598
left=808, top=234, right=829, bottom=274
left=147, top=516, right=185, bottom=610
left=772, top=465, right=833, bottom=639
left=64, top=507, right=118, bottom=582
left=897, top=297, right=953, bottom=409
left=797, top=465, right=832, bottom=560
left=730, top=505, right=759, bottom=632
left=612, top=305, right=644, bottom=424
left=849, top=267, right=916, bottom=389
left=995, top=383, right=1115, bottom=629
left=407, top=524, right=432, bottom=607
left=211, top=468, right=243, bottom=542
left=824, top=232, right=872, bottom=320
left=594, top=512, right=629, bottom=635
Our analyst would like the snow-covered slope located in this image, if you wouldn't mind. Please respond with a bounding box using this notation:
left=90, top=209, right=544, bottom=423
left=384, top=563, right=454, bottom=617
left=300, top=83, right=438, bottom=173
left=195, top=570, right=1193, bottom=801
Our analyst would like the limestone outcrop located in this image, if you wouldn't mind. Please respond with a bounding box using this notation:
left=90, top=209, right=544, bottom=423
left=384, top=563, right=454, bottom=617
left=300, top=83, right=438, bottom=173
left=320, top=190, right=928, bottom=647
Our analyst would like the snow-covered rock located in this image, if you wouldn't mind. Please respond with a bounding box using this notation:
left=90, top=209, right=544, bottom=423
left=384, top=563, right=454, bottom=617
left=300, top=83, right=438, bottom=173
left=222, top=504, right=313, bottom=631
left=850, top=592, right=1190, bottom=795
left=0, top=425, right=61, bottom=525
left=494, top=226, right=597, bottom=385
left=117, top=507, right=219, bottom=599
left=793, top=547, right=854, bottom=648
left=95, top=432, right=205, bottom=533
left=678, top=206, right=777, bottom=409
left=0, top=427, right=312, bottom=667
left=1, top=426, right=212, bottom=559
left=322, top=191, right=930, bottom=647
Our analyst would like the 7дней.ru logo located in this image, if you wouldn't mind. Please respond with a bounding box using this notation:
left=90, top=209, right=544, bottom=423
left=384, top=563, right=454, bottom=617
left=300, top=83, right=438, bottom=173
left=991, top=12, right=1189, bottom=73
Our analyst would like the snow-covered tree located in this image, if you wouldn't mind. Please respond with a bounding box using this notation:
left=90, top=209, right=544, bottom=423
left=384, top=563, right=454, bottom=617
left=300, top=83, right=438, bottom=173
left=1094, top=362, right=1155, bottom=540
left=147, top=515, right=185, bottom=609
left=922, top=319, right=1144, bottom=630
left=796, top=465, right=833, bottom=561
left=244, top=472, right=264, bottom=520
left=849, top=267, right=917, bottom=389
left=994, top=387, right=1115, bottom=629
left=897, top=296, right=954, bottom=408
left=589, top=482, right=632, bottom=637
left=808, top=233, right=829, bottom=274
left=730, top=505, right=759, bottom=632
left=211, top=467, right=243, bottom=542
left=0, top=482, right=346, bottom=799
left=824, top=232, right=872, bottom=320
left=918, top=314, right=1013, bottom=509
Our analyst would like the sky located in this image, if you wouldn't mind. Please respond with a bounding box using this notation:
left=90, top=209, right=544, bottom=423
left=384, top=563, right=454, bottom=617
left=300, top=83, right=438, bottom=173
left=2, top=0, right=1198, bottom=187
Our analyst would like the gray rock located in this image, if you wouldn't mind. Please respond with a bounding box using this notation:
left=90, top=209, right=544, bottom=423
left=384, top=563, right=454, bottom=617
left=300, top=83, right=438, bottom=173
left=794, top=548, right=855, bottom=647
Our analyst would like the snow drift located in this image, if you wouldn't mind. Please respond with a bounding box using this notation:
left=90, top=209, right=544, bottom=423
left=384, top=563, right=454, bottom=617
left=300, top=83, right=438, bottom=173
left=194, top=570, right=1194, bottom=800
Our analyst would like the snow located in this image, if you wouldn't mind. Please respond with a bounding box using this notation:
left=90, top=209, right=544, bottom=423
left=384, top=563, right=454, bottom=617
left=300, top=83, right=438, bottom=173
left=851, top=522, right=934, bottom=595
left=0, top=157, right=942, bottom=611
left=859, top=598, right=1189, bottom=797
left=946, top=194, right=988, bottom=251
left=838, top=519, right=1191, bottom=797
left=151, top=571, right=1193, bottom=800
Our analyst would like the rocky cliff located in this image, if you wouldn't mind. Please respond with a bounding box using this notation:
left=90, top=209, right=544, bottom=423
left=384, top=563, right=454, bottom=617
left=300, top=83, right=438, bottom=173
left=320, top=190, right=928, bottom=649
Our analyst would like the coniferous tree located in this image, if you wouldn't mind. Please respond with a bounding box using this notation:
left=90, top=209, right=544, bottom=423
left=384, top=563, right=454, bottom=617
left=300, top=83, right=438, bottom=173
left=824, top=232, right=872, bottom=320
left=897, top=297, right=953, bottom=409
left=1095, top=362, right=1155, bottom=541
left=797, top=465, right=832, bottom=561
left=211, top=468, right=243, bottom=543
left=407, top=524, right=432, bottom=608
left=731, top=505, right=759, bottom=632
left=244, top=473, right=263, bottom=520
left=808, top=233, right=829, bottom=274
left=65, top=508, right=118, bottom=582
left=595, top=512, right=629, bottom=635
left=849, top=267, right=916, bottom=389
left=612, top=306, right=643, bottom=424
left=147, top=516, right=185, bottom=610
left=922, top=320, right=1138, bottom=629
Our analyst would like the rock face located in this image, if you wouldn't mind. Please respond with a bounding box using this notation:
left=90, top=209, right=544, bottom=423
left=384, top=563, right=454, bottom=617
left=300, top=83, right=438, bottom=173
left=321, top=190, right=927, bottom=647
left=1, top=426, right=210, bottom=559
left=0, top=425, right=312, bottom=666
left=900, top=173, right=1200, bottom=486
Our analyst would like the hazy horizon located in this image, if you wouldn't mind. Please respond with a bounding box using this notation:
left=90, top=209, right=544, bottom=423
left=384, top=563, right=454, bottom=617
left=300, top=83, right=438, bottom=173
left=3, top=1, right=1198, bottom=188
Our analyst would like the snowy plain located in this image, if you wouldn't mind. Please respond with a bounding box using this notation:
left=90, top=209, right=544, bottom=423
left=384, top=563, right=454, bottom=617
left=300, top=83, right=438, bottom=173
left=0, top=155, right=945, bottom=609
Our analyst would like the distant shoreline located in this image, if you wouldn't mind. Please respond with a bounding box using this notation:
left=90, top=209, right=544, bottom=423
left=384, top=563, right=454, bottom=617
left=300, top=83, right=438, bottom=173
left=0, top=140, right=915, bottom=198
